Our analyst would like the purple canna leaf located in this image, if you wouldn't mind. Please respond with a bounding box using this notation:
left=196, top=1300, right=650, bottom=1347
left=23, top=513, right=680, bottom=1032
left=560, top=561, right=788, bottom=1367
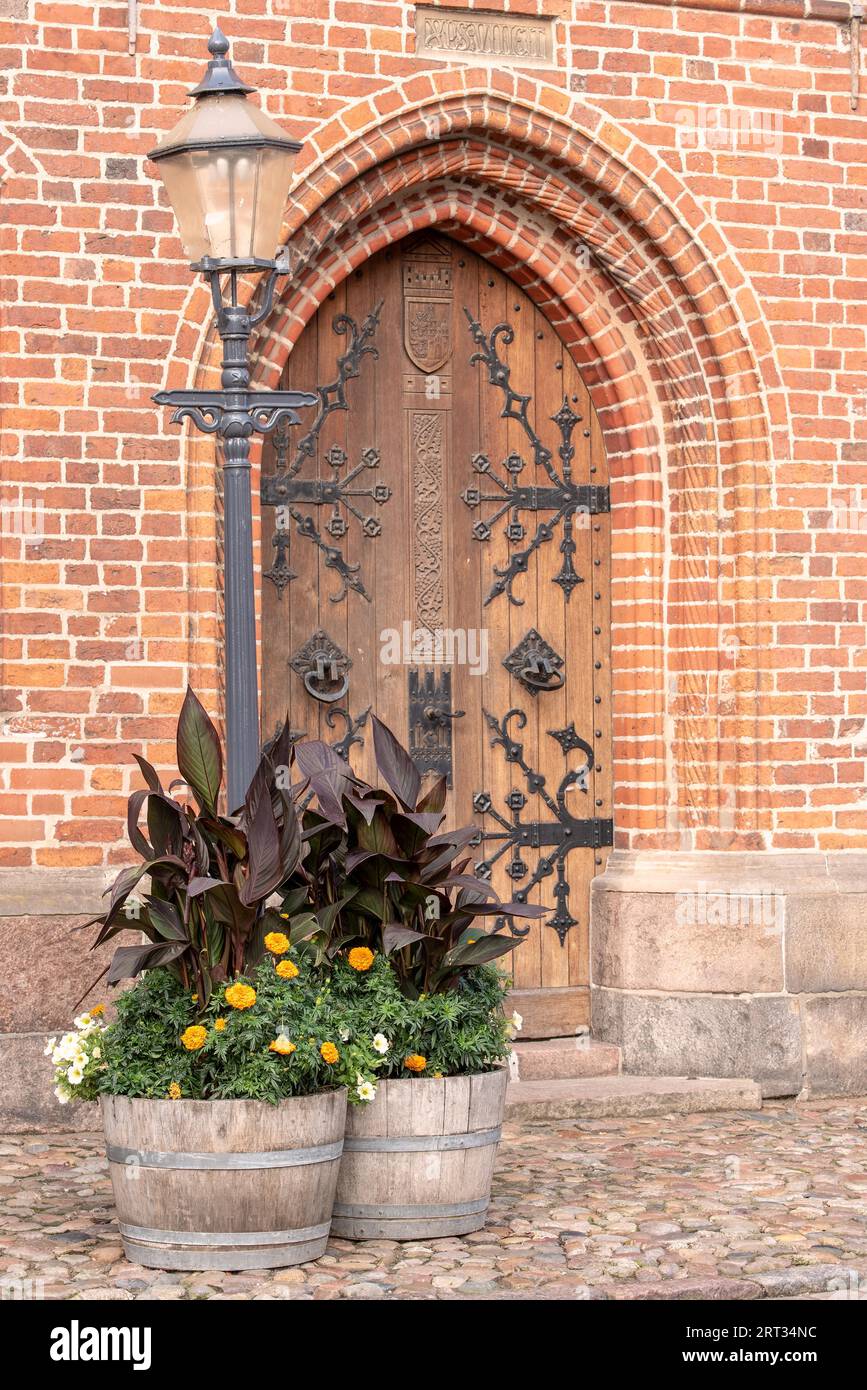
left=176, top=686, right=223, bottom=814
left=371, top=715, right=421, bottom=811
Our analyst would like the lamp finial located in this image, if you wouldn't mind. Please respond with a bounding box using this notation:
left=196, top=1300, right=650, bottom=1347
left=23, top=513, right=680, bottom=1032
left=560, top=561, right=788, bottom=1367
left=189, top=24, right=255, bottom=98
left=208, top=26, right=229, bottom=59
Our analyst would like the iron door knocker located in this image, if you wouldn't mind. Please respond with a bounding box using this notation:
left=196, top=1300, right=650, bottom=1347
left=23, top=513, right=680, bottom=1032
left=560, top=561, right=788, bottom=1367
left=289, top=630, right=352, bottom=705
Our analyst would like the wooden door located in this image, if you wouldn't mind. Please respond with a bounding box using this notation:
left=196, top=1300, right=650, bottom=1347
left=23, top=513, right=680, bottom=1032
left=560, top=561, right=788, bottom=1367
left=260, top=235, right=611, bottom=1034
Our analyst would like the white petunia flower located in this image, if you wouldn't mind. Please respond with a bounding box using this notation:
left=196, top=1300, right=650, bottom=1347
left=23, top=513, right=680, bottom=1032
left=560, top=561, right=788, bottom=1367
left=67, top=1065, right=84, bottom=1086
left=356, top=1080, right=377, bottom=1103
left=92, top=1046, right=101, bottom=1060
left=339, top=1028, right=351, bottom=1042
left=511, top=1010, right=523, bottom=1034
left=73, top=1013, right=91, bottom=1030
left=44, top=1037, right=57, bottom=1057
left=372, top=1033, right=389, bottom=1055
left=54, top=1086, right=70, bottom=1105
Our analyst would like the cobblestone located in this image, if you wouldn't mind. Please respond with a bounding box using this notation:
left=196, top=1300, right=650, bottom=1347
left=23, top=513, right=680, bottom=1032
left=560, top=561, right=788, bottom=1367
left=2, top=1099, right=866, bottom=1300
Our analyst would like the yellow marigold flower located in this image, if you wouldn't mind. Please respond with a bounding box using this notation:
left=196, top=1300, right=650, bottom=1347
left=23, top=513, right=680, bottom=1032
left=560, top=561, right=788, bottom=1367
left=320, top=1041, right=339, bottom=1064
left=225, top=982, right=256, bottom=1010
left=276, top=958, right=299, bottom=980
left=191, top=993, right=198, bottom=1002
left=90, top=1003, right=105, bottom=1016
left=181, top=1025, right=207, bottom=1051
left=433, top=1071, right=444, bottom=1079
left=214, top=1017, right=226, bottom=1032
left=168, top=1082, right=181, bottom=1100
left=264, top=931, right=290, bottom=956
left=348, top=946, right=375, bottom=972
left=404, top=1054, right=427, bottom=1073
left=269, top=1036, right=297, bottom=1056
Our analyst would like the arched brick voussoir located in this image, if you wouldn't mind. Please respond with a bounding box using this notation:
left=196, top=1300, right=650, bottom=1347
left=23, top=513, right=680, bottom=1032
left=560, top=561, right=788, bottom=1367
left=257, top=193, right=667, bottom=486
left=258, top=160, right=711, bottom=407
left=256, top=194, right=719, bottom=562
left=277, top=88, right=777, bottom=432
left=188, top=90, right=774, bottom=846
left=255, top=155, right=771, bottom=477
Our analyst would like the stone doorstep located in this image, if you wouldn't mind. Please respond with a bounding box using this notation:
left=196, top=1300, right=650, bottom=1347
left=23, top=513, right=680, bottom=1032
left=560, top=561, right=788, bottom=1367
left=511, top=1036, right=621, bottom=1081
left=505, top=1074, right=762, bottom=1121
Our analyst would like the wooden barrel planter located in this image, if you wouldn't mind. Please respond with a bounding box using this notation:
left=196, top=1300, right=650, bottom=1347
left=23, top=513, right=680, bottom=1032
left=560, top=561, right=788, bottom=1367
left=101, top=1090, right=346, bottom=1271
left=331, top=1069, right=507, bottom=1240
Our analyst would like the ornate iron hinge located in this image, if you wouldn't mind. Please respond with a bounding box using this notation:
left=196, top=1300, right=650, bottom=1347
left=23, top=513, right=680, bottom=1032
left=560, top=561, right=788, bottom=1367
left=463, top=311, right=609, bottom=606
left=473, top=707, right=612, bottom=946
left=261, top=302, right=390, bottom=603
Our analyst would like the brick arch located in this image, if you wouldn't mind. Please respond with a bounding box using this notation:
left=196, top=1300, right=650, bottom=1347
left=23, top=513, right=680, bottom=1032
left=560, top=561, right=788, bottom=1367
left=185, top=86, right=775, bottom=850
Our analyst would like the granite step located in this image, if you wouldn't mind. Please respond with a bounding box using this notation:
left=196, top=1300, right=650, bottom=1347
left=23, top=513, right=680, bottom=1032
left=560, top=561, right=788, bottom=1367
left=511, top=1036, right=621, bottom=1081
left=505, top=1074, right=762, bottom=1121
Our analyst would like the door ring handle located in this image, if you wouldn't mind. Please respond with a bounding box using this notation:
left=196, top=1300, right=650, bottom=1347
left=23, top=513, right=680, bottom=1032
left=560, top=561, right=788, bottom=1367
left=303, top=668, right=350, bottom=704
left=519, top=665, right=565, bottom=692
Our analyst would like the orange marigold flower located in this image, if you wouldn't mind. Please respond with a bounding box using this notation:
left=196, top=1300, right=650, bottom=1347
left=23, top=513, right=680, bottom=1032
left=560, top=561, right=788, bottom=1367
left=320, top=1041, right=339, bottom=1064
left=168, top=1082, right=182, bottom=1100
left=348, top=946, right=375, bottom=972
left=404, top=1054, right=427, bottom=1073
left=269, top=1035, right=297, bottom=1056
left=276, top=958, right=299, bottom=980
left=180, top=1025, right=207, bottom=1051
left=214, top=1018, right=227, bottom=1032
left=264, top=931, right=290, bottom=956
left=90, top=1003, right=105, bottom=1016
left=225, top=982, right=256, bottom=1010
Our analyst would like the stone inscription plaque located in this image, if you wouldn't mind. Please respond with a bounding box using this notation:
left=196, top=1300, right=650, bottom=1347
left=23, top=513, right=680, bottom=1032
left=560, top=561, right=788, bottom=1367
left=415, top=6, right=555, bottom=68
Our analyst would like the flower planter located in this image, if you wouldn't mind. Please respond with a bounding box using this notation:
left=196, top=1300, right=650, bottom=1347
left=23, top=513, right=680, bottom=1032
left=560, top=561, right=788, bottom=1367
left=101, top=1090, right=346, bottom=1271
left=331, top=1069, right=508, bottom=1240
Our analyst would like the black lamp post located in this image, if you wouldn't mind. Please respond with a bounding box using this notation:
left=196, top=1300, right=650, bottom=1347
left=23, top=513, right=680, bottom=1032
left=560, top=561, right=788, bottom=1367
left=148, top=27, right=316, bottom=809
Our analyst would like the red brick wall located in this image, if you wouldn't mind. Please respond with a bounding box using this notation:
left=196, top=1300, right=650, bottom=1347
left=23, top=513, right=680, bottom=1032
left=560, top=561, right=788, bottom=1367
left=1, top=0, right=865, bottom=866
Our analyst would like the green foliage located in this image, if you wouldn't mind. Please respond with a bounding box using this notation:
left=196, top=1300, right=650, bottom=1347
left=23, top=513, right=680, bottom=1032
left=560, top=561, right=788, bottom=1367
left=73, top=707, right=529, bottom=1098
left=324, top=953, right=514, bottom=1078
left=87, top=687, right=305, bottom=1004
left=54, top=953, right=514, bottom=1105
left=280, top=716, right=545, bottom=996
left=97, top=955, right=383, bottom=1104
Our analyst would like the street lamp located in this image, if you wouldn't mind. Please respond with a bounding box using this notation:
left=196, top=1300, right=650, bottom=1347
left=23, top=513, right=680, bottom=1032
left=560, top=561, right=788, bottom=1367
left=149, top=26, right=317, bottom=809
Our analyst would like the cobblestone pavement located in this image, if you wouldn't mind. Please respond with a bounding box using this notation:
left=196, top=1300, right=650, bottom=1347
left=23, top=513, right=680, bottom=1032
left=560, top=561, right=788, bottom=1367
left=2, top=1099, right=866, bottom=1301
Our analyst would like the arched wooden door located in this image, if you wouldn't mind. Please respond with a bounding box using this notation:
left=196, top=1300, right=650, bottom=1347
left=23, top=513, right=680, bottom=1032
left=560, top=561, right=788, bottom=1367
left=260, top=235, right=612, bottom=1035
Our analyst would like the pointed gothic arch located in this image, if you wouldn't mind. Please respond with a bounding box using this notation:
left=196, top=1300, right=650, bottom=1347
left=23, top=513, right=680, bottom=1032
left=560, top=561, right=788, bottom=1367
left=178, top=82, right=778, bottom=851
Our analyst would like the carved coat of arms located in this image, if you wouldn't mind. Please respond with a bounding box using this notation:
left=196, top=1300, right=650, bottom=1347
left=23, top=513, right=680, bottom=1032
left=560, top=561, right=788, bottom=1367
left=404, top=299, right=452, bottom=373
left=402, top=239, right=453, bottom=373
